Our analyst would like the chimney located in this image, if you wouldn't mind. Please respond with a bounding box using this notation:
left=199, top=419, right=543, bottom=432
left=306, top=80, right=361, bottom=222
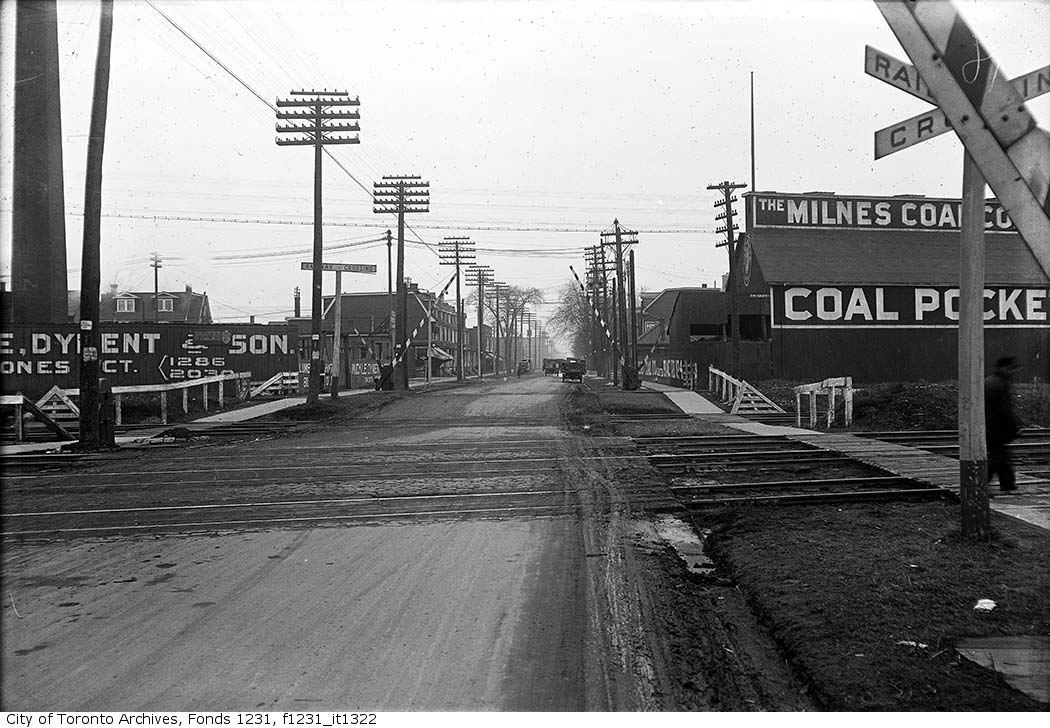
left=294, top=286, right=301, bottom=318
left=185, top=284, right=192, bottom=293
left=109, top=284, right=117, bottom=296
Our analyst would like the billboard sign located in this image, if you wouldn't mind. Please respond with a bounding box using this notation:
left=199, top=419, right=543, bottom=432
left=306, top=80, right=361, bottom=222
left=771, top=285, right=1048, bottom=329
left=749, top=192, right=1017, bottom=233
left=0, top=323, right=299, bottom=397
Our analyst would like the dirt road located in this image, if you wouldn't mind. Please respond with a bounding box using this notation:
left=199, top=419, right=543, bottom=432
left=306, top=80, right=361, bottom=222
left=1, top=377, right=649, bottom=710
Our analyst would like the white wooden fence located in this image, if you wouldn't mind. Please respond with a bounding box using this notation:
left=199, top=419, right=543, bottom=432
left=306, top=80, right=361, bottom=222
left=707, top=365, right=785, bottom=415
left=794, top=376, right=854, bottom=428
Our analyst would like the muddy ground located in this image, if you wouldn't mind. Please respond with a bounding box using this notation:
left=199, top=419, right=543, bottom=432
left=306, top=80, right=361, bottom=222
left=576, top=383, right=1050, bottom=711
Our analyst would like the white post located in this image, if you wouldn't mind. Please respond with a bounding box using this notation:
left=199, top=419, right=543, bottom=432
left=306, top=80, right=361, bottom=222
left=827, top=386, right=836, bottom=428
left=809, top=391, right=817, bottom=428
left=844, top=378, right=853, bottom=427
left=115, top=393, right=122, bottom=425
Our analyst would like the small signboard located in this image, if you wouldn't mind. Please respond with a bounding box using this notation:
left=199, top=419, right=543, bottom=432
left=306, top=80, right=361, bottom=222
left=301, top=262, right=377, bottom=274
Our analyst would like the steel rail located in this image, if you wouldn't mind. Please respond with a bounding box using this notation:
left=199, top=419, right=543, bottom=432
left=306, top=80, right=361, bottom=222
left=1, top=503, right=577, bottom=539
left=669, top=475, right=912, bottom=492
left=3, top=488, right=567, bottom=519
left=0, top=453, right=652, bottom=482
left=683, top=487, right=948, bottom=507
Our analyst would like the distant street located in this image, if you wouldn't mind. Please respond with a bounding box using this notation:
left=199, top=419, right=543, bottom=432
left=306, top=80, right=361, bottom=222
left=1, top=376, right=660, bottom=710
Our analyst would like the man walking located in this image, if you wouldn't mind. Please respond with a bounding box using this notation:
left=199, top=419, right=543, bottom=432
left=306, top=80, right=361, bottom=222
left=985, top=356, right=1020, bottom=492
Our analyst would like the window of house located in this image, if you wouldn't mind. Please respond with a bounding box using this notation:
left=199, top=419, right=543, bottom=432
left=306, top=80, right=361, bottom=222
left=157, top=298, right=174, bottom=312
left=360, top=346, right=370, bottom=359
left=116, top=298, right=135, bottom=313
left=689, top=323, right=723, bottom=340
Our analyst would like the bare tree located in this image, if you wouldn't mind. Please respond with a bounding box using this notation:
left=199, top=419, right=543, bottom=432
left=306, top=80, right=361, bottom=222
left=547, top=280, right=591, bottom=358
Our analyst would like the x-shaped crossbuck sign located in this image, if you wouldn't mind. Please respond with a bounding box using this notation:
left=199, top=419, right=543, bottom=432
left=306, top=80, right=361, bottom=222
left=865, top=45, right=1050, bottom=160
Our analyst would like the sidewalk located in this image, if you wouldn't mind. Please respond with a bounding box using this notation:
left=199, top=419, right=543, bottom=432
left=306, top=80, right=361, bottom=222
left=642, top=380, right=1050, bottom=531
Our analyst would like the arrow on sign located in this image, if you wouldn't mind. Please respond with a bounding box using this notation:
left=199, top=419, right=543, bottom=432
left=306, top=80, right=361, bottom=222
left=873, top=64, right=1050, bottom=159
left=157, top=355, right=169, bottom=381
left=875, top=0, right=1050, bottom=276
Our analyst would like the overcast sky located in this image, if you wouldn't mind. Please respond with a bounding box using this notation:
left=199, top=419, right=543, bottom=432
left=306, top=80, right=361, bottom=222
left=1, top=0, right=1049, bottom=327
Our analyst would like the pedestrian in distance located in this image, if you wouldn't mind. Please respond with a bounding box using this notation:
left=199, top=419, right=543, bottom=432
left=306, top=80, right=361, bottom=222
left=984, top=356, right=1020, bottom=492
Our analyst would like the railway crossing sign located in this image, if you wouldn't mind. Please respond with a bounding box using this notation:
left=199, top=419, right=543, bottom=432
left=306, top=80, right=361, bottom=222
left=301, top=261, right=377, bottom=274
left=866, top=45, right=1050, bottom=159
left=873, top=0, right=1050, bottom=276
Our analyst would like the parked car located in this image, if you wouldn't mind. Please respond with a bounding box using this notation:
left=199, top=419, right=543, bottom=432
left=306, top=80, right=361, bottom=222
left=516, top=359, right=531, bottom=376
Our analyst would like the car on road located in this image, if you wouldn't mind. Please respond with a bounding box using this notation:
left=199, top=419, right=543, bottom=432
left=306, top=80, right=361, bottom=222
left=561, top=357, right=585, bottom=382
left=543, top=358, right=564, bottom=376
left=517, top=359, right=531, bottom=376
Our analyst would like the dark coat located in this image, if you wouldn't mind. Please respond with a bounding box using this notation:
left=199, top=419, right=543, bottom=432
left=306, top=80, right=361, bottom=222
left=984, top=370, right=1018, bottom=445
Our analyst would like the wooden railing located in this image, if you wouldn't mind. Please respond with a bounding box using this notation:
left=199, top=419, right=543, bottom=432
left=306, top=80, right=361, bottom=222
left=794, top=377, right=853, bottom=428
left=707, top=365, right=785, bottom=415
left=37, top=372, right=253, bottom=428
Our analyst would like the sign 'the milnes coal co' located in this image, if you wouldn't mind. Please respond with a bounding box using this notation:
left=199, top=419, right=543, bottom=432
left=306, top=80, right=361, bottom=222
left=749, top=192, right=1017, bottom=233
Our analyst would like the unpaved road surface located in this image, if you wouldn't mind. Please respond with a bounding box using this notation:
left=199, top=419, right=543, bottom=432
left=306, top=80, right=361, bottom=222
left=2, top=376, right=810, bottom=711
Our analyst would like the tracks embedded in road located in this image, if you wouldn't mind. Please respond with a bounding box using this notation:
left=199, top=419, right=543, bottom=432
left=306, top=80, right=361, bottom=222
left=635, top=431, right=948, bottom=506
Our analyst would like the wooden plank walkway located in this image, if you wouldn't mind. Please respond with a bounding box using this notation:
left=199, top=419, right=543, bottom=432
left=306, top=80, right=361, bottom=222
left=956, top=635, right=1050, bottom=704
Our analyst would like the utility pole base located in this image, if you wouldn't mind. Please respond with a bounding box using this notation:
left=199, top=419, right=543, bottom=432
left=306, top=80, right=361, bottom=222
left=960, top=459, right=991, bottom=540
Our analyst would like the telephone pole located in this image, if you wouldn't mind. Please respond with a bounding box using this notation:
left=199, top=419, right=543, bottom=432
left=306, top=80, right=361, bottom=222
left=708, top=180, right=747, bottom=375
left=466, top=265, right=493, bottom=378
left=150, top=252, right=162, bottom=322
left=77, top=0, right=114, bottom=450
left=439, top=236, right=475, bottom=381
left=386, top=229, right=393, bottom=365
left=374, top=176, right=429, bottom=390
left=491, top=280, right=506, bottom=376
left=276, top=89, right=360, bottom=404
left=598, top=222, right=639, bottom=388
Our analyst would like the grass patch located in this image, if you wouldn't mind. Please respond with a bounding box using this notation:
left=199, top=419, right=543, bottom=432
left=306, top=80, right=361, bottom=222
left=704, top=502, right=1050, bottom=710
left=753, top=379, right=1050, bottom=432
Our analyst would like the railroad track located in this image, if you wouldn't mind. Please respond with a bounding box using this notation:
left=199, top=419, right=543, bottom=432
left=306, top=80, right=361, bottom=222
left=0, top=487, right=580, bottom=539
left=634, top=432, right=948, bottom=506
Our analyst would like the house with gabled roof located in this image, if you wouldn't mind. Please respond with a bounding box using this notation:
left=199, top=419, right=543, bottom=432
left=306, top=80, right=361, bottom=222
left=95, top=284, right=212, bottom=324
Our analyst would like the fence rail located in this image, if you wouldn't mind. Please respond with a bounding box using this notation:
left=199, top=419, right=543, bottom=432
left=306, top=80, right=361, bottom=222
left=794, top=376, right=854, bottom=428
left=708, top=366, right=785, bottom=415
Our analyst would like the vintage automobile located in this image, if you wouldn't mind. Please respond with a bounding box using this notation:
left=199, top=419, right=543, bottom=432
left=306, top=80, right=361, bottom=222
left=542, top=358, right=564, bottom=376
left=561, top=357, right=585, bottom=382
left=516, top=359, right=531, bottom=376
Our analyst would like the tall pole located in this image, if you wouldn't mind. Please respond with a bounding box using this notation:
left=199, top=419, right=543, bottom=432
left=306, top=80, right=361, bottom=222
left=629, top=248, right=638, bottom=369
left=493, top=282, right=503, bottom=376
left=396, top=181, right=407, bottom=390
left=150, top=252, right=161, bottom=322
left=439, top=237, right=474, bottom=381
left=77, top=0, right=114, bottom=449
left=709, top=181, right=747, bottom=375
left=276, top=90, right=360, bottom=404
left=426, top=295, right=433, bottom=388
left=387, top=229, right=394, bottom=365
left=959, top=151, right=990, bottom=539
left=331, top=269, right=342, bottom=398
left=373, top=176, right=429, bottom=391
left=750, top=71, right=756, bottom=194
left=478, top=275, right=484, bottom=378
